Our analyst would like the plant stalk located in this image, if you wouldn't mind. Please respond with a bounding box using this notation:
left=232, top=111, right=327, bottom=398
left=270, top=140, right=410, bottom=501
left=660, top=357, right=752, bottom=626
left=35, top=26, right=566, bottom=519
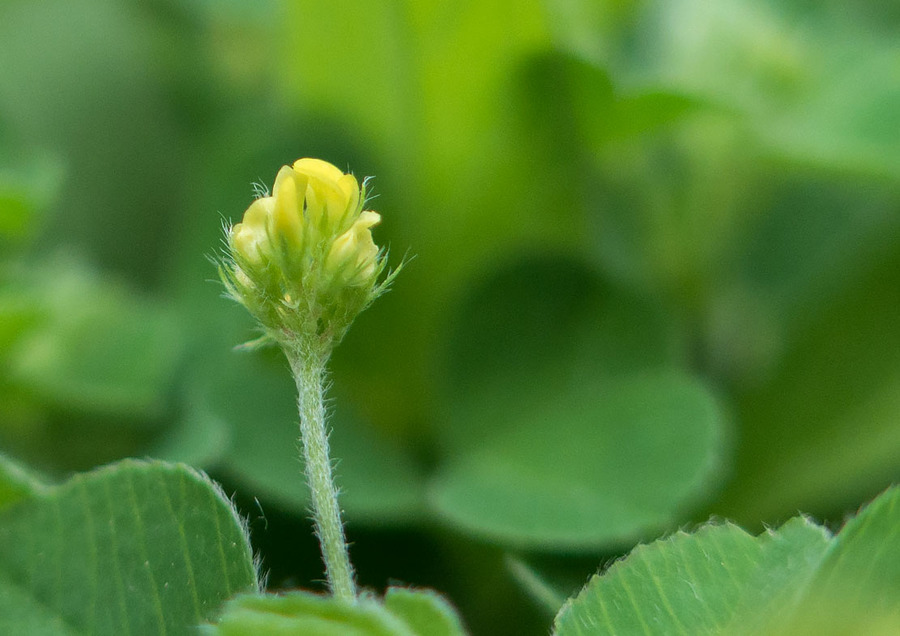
left=286, top=343, right=356, bottom=601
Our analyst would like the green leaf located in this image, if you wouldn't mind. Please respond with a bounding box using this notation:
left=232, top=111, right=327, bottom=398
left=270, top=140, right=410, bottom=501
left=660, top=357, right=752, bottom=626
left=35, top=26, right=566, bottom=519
left=0, top=459, right=258, bottom=635
left=150, top=388, right=232, bottom=470
left=744, top=486, right=900, bottom=634
left=383, top=587, right=468, bottom=636
left=204, top=592, right=410, bottom=636
left=431, top=372, right=726, bottom=550
left=554, top=487, right=900, bottom=635
left=430, top=257, right=725, bottom=550
left=204, top=349, right=424, bottom=524
left=568, top=0, right=900, bottom=177
left=801, top=486, right=900, bottom=619
left=554, top=517, right=830, bottom=635
left=205, top=588, right=466, bottom=636
left=437, top=256, right=685, bottom=450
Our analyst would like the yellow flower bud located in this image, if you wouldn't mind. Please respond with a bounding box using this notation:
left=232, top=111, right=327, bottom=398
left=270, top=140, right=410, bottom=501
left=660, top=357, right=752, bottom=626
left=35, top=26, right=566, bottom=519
left=220, top=158, right=399, bottom=351
left=269, top=165, right=306, bottom=254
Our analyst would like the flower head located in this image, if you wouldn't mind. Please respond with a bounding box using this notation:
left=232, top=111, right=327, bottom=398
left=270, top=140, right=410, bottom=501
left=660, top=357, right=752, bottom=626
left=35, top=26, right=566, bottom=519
left=220, top=158, right=395, bottom=352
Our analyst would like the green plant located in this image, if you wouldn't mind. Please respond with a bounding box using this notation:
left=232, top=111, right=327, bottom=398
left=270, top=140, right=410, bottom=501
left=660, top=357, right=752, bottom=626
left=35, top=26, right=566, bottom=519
left=1, top=1, right=899, bottom=633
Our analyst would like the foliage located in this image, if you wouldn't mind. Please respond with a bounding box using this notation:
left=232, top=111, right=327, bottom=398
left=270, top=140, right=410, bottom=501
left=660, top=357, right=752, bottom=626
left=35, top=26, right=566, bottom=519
left=0, top=456, right=258, bottom=634
left=554, top=486, right=900, bottom=635
left=0, top=0, right=897, bottom=634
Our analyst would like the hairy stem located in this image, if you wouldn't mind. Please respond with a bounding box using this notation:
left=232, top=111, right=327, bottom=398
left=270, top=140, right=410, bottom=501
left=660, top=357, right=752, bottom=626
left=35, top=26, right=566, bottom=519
left=286, top=343, right=356, bottom=601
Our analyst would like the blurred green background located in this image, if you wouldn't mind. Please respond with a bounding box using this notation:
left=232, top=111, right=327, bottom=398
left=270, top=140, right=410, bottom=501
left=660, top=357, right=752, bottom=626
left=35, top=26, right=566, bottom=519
left=1, top=0, right=899, bottom=634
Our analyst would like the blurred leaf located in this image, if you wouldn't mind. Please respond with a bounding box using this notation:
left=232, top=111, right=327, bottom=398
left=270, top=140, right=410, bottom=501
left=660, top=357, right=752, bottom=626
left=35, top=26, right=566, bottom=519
left=765, top=41, right=900, bottom=178
left=430, top=256, right=724, bottom=550
left=0, top=0, right=186, bottom=282
left=7, top=259, right=182, bottom=418
left=0, top=459, right=258, bottom=635
left=734, top=171, right=900, bottom=330
left=558, top=0, right=900, bottom=176
left=0, top=451, right=45, bottom=511
left=705, top=167, right=900, bottom=387
left=553, top=518, right=830, bottom=634
left=204, top=588, right=466, bottom=636
left=554, top=486, right=900, bottom=635
left=518, top=51, right=700, bottom=152
left=197, top=348, right=424, bottom=525
left=520, top=49, right=764, bottom=305
left=0, top=282, right=45, bottom=355
left=718, top=243, right=900, bottom=522
left=150, top=389, right=232, bottom=469
left=383, top=587, right=468, bottom=636
left=431, top=372, right=726, bottom=550
left=438, top=256, right=685, bottom=448
left=0, top=153, right=63, bottom=243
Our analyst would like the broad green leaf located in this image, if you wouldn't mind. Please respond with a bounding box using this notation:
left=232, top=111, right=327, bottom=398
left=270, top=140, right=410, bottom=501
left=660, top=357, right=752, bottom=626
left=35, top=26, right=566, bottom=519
left=437, top=256, right=685, bottom=450
left=202, top=348, right=424, bottom=524
left=741, top=486, right=900, bottom=634
left=431, top=257, right=724, bottom=549
left=383, top=587, right=468, bottom=636
left=203, top=592, right=412, bottom=636
left=204, top=588, right=466, bottom=636
left=430, top=372, right=725, bottom=550
left=0, top=459, right=258, bottom=635
left=553, top=517, right=830, bottom=635
left=516, top=51, right=699, bottom=153
left=802, top=486, right=900, bottom=618
left=554, top=487, right=900, bottom=635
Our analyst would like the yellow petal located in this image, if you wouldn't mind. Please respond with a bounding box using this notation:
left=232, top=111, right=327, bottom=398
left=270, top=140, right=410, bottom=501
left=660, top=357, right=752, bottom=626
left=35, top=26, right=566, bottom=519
left=337, top=173, right=361, bottom=218
left=270, top=171, right=304, bottom=249
left=272, top=165, right=296, bottom=198
left=325, top=227, right=357, bottom=271
left=292, top=158, right=345, bottom=183
left=241, top=197, right=273, bottom=231
left=354, top=225, right=379, bottom=266
left=291, top=158, right=358, bottom=228
left=354, top=210, right=381, bottom=231
left=304, top=178, right=348, bottom=227
left=354, top=259, right=377, bottom=285
left=231, top=223, right=263, bottom=264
